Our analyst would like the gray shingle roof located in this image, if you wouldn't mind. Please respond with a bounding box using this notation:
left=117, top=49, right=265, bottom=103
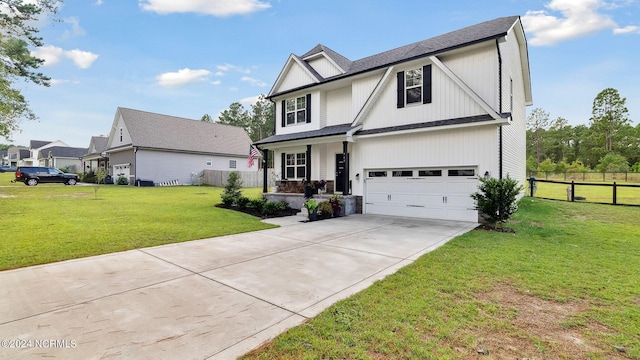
left=30, top=140, right=52, bottom=149
left=116, top=107, right=252, bottom=156
left=272, top=16, right=520, bottom=96
left=254, top=124, right=355, bottom=145
left=39, top=146, right=88, bottom=159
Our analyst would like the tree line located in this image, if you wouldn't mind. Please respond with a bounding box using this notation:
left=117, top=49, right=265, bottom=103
left=527, top=88, right=639, bottom=173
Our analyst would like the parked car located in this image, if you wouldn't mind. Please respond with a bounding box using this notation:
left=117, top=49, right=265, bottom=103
left=14, top=166, right=79, bottom=186
left=0, top=165, right=16, bottom=173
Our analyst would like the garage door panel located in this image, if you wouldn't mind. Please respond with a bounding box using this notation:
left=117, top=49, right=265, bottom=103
left=365, top=168, right=478, bottom=222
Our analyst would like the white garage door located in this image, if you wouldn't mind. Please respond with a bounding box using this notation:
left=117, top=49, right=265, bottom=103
left=364, top=168, right=478, bottom=222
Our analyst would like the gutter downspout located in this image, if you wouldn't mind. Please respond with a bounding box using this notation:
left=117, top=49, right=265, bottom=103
left=496, top=38, right=504, bottom=180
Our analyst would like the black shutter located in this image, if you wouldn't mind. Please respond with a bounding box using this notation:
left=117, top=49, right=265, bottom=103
left=396, top=71, right=405, bottom=108
left=281, top=100, right=286, bottom=127
left=423, top=65, right=432, bottom=104
left=306, top=94, right=311, bottom=123
left=281, top=153, right=286, bottom=180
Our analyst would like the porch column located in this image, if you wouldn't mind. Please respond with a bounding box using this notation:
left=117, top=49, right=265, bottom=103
left=262, top=148, right=268, bottom=193
left=342, top=141, right=350, bottom=195
left=306, top=145, right=312, bottom=182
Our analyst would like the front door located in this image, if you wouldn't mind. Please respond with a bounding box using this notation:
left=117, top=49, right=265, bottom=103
left=335, top=154, right=348, bottom=193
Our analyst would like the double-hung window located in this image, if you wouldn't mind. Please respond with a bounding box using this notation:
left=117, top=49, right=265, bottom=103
left=405, top=69, right=422, bottom=104
left=397, top=65, right=432, bottom=108
left=281, top=94, right=311, bottom=127
left=285, top=96, right=306, bottom=125
left=285, top=153, right=306, bottom=179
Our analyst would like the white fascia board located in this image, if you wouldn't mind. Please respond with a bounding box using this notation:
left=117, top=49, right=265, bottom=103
left=510, top=18, right=533, bottom=106
left=257, top=134, right=350, bottom=149
left=351, top=66, right=394, bottom=127
left=268, top=54, right=321, bottom=97
left=429, top=55, right=502, bottom=120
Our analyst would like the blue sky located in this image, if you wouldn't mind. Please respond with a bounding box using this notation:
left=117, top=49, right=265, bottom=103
left=5, top=0, right=640, bottom=147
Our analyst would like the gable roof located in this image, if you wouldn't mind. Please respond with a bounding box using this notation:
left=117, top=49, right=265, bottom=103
left=269, top=16, right=523, bottom=98
left=38, top=146, right=88, bottom=159
left=29, top=140, right=52, bottom=149
left=86, top=136, right=109, bottom=155
left=110, top=107, right=252, bottom=156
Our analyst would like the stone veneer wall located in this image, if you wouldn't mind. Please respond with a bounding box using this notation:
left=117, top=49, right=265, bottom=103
left=264, top=193, right=358, bottom=215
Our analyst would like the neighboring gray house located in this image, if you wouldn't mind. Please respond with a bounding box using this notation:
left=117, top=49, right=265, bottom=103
left=82, top=136, right=109, bottom=173
left=256, top=16, right=532, bottom=222
left=38, top=146, right=89, bottom=172
left=106, top=107, right=254, bottom=185
left=0, top=149, right=7, bottom=165
left=8, top=147, right=30, bottom=167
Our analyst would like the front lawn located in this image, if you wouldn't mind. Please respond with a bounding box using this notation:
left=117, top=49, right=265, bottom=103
left=243, top=198, right=640, bottom=359
left=0, top=173, right=274, bottom=270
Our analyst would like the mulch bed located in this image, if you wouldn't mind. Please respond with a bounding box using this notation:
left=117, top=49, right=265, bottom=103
left=215, top=204, right=300, bottom=219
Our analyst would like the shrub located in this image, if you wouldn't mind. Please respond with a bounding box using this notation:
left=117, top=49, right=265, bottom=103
left=221, top=171, right=243, bottom=205
left=236, top=196, right=250, bottom=209
left=247, top=198, right=267, bottom=210
left=220, top=193, right=235, bottom=207
left=470, top=175, right=523, bottom=227
left=82, top=171, right=97, bottom=183
left=317, top=201, right=333, bottom=218
left=262, top=201, right=286, bottom=215
left=116, top=176, right=128, bottom=185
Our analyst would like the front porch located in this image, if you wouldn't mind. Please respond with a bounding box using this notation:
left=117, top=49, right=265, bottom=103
left=263, top=192, right=360, bottom=215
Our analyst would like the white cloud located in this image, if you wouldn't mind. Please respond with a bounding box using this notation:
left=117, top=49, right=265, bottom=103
left=61, top=17, right=86, bottom=40
left=522, top=0, right=617, bottom=46
left=32, top=46, right=98, bottom=69
left=156, top=68, right=211, bottom=87
left=240, top=95, right=261, bottom=107
left=139, top=0, right=271, bottom=17
left=614, top=25, right=640, bottom=34
left=65, top=49, right=99, bottom=69
left=211, top=80, right=222, bottom=85
left=241, top=76, right=267, bottom=87
left=94, top=0, right=103, bottom=5
left=31, top=45, right=65, bottom=66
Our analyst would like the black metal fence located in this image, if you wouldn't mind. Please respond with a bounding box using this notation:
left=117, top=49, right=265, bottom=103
left=528, top=171, right=640, bottom=183
left=528, top=178, right=640, bottom=207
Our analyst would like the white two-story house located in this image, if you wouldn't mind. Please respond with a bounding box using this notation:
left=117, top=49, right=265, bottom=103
left=255, top=16, right=532, bottom=222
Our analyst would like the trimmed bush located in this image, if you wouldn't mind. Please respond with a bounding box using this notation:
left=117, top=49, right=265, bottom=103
left=236, top=196, right=250, bottom=209
left=470, top=175, right=523, bottom=227
left=262, top=201, right=286, bottom=215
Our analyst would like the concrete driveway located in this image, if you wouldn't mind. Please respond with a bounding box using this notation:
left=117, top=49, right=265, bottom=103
left=0, top=214, right=476, bottom=359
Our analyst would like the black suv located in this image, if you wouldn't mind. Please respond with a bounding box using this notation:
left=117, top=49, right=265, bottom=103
left=14, top=166, right=79, bottom=186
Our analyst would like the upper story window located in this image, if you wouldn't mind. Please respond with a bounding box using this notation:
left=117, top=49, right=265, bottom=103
left=281, top=94, right=311, bottom=127
left=286, top=96, right=306, bottom=125
left=397, top=65, right=432, bottom=108
left=405, top=69, right=422, bottom=104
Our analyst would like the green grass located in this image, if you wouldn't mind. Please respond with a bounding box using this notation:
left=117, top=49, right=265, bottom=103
left=532, top=180, right=640, bottom=205
left=0, top=173, right=273, bottom=270
left=243, top=198, right=640, bottom=359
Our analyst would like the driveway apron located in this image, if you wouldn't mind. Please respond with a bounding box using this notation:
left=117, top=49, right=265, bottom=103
left=0, top=214, right=476, bottom=359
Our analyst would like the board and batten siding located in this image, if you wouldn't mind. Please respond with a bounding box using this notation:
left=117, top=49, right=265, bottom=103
left=351, top=74, right=384, bottom=121
left=325, top=87, right=352, bottom=126
left=361, top=58, right=487, bottom=131
left=350, top=126, right=499, bottom=196
left=308, top=56, right=342, bottom=78
left=136, top=150, right=252, bottom=185
left=278, top=62, right=316, bottom=93
left=499, top=27, right=527, bottom=187
left=438, top=42, right=499, bottom=111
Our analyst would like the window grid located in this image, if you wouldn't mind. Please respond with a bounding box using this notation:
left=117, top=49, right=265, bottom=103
left=285, top=96, right=306, bottom=125
left=285, top=153, right=306, bottom=179
left=405, top=68, right=422, bottom=104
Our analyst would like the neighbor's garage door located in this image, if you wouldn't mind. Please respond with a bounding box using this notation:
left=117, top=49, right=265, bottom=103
left=364, top=168, right=478, bottom=222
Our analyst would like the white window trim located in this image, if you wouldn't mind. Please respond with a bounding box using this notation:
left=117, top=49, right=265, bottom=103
left=206, top=158, right=212, bottom=166
left=285, top=96, right=307, bottom=126
left=229, top=159, right=237, bottom=169
left=285, top=152, right=306, bottom=179
left=405, top=68, right=423, bottom=105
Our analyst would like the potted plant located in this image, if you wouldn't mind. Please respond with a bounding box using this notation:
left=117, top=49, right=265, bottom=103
left=303, top=180, right=318, bottom=198
left=329, top=194, right=345, bottom=217
left=304, top=199, right=319, bottom=221
left=317, top=201, right=334, bottom=219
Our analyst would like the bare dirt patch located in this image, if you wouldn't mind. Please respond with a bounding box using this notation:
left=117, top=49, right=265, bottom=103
left=474, top=283, right=628, bottom=359
left=45, top=193, right=91, bottom=199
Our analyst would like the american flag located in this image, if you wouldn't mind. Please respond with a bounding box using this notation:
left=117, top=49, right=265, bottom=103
left=248, top=145, right=260, bottom=168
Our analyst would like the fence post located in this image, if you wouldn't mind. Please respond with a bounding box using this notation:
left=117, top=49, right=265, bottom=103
left=571, top=181, right=575, bottom=202
left=529, top=177, right=535, bottom=197
left=613, top=182, right=617, bottom=205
